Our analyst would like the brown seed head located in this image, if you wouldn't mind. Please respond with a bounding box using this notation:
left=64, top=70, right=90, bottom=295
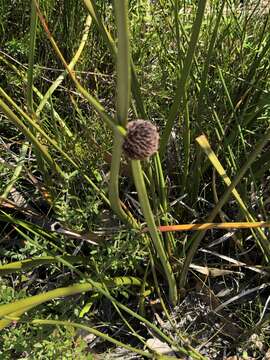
left=123, top=119, right=159, bottom=160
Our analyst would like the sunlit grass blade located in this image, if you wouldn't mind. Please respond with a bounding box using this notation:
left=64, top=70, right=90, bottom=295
left=197, top=134, right=270, bottom=256
left=0, top=306, right=34, bottom=330
left=34, top=0, right=121, bottom=135
left=36, top=14, right=92, bottom=121
left=179, top=131, right=270, bottom=288
left=0, top=277, right=143, bottom=321
left=0, top=256, right=85, bottom=276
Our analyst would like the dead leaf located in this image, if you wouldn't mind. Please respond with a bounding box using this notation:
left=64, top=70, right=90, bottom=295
left=264, top=349, right=270, bottom=360
left=190, top=263, right=242, bottom=277
left=146, top=338, right=176, bottom=357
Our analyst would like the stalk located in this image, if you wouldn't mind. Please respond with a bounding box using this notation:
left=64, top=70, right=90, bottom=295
left=32, top=320, right=152, bottom=358
left=159, top=0, right=207, bottom=157
left=131, top=160, right=177, bottom=305
left=114, top=0, right=130, bottom=127
left=154, top=154, right=176, bottom=253
left=108, top=0, right=138, bottom=226
left=109, top=131, right=138, bottom=226
left=27, top=0, right=38, bottom=114
left=83, top=0, right=147, bottom=118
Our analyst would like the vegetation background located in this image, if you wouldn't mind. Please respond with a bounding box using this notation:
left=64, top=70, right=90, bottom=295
left=0, top=0, right=270, bottom=359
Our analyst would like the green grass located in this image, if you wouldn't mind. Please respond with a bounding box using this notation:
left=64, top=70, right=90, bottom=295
left=1, top=0, right=270, bottom=358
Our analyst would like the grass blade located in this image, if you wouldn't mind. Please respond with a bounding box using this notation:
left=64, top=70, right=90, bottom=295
left=0, top=256, right=84, bottom=276
left=0, top=277, right=142, bottom=320
left=36, top=14, right=92, bottom=119
left=27, top=0, right=38, bottom=114
left=31, top=319, right=152, bottom=358
left=83, top=0, right=146, bottom=118
left=34, top=0, right=120, bottom=134
left=0, top=97, right=61, bottom=174
left=179, top=130, right=270, bottom=288
left=159, top=0, right=207, bottom=157
left=131, top=160, right=177, bottom=305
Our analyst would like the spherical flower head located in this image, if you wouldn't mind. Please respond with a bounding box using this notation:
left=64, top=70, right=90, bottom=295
left=123, top=119, right=159, bottom=160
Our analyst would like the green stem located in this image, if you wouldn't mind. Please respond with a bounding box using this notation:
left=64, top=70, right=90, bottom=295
left=108, top=0, right=137, bottom=226
left=31, top=320, right=152, bottom=358
left=159, top=0, right=207, bottom=157
left=154, top=154, right=176, bottom=253
left=83, top=0, right=147, bottom=119
left=115, top=0, right=130, bottom=126
left=131, top=160, right=177, bottom=305
left=0, top=255, right=85, bottom=276
left=109, top=131, right=138, bottom=227
left=181, top=90, right=190, bottom=194
left=0, top=277, right=142, bottom=319
left=27, top=0, right=38, bottom=114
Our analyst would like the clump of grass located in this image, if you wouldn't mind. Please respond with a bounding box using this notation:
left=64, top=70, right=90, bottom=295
left=1, top=0, right=270, bottom=358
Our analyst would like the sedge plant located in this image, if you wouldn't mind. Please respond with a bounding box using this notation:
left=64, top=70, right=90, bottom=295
left=1, top=0, right=270, bottom=358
